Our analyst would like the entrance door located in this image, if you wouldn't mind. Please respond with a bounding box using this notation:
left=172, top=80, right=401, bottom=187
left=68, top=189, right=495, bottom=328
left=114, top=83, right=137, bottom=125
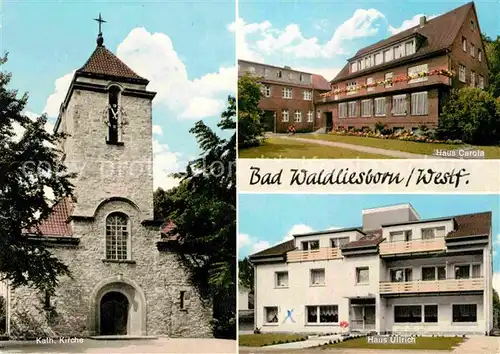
left=100, top=292, right=129, bottom=335
left=350, top=306, right=364, bottom=330
left=325, top=112, right=333, bottom=132
left=262, top=111, right=275, bottom=132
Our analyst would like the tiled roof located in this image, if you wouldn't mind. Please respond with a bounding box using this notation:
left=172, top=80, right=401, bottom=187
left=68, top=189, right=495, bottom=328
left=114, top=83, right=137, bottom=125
left=76, top=45, right=148, bottom=83
left=447, top=211, right=491, bottom=238
left=28, top=198, right=74, bottom=237
left=312, top=74, right=331, bottom=91
left=250, top=240, right=295, bottom=258
left=342, top=230, right=384, bottom=249
left=332, top=2, right=473, bottom=83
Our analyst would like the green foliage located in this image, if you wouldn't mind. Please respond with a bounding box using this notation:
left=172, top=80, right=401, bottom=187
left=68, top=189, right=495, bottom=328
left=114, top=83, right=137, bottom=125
left=436, top=87, right=500, bottom=145
left=154, top=96, right=236, bottom=339
left=482, top=34, right=500, bottom=98
left=0, top=55, right=74, bottom=296
left=238, top=74, right=265, bottom=148
left=238, top=257, right=254, bottom=290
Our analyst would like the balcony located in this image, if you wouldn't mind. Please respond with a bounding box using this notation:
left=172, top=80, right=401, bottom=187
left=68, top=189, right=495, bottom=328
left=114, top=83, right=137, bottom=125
left=287, top=247, right=341, bottom=263
left=379, top=238, right=446, bottom=256
left=379, top=277, right=484, bottom=295
left=317, top=73, right=452, bottom=104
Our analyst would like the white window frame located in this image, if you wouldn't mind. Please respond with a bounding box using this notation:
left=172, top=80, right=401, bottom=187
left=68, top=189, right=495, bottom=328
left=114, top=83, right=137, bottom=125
left=405, top=40, right=415, bottom=55
left=374, top=97, right=386, bottom=117
left=452, top=304, right=477, bottom=323
left=393, top=304, right=438, bottom=324
left=262, top=85, right=271, bottom=97
left=282, top=87, right=292, bottom=99
left=248, top=66, right=256, bottom=74
left=302, top=240, right=319, bottom=250
left=281, top=109, right=289, bottom=122
left=478, top=49, right=482, bottom=62
left=385, top=72, right=393, bottom=88
left=384, top=49, right=393, bottom=62
left=392, top=94, right=407, bottom=116
left=294, top=110, right=302, bottom=123
left=288, top=72, right=294, bottom=80
left=276, top=70, right=282, bottom=78
left=275, top=271, right=289, bottom=288
left=421, top=265, right=447, bottom=281
left=361, top=99, right=373, bottom=117
left=470, top=43, right=475, bottom=58
left=347, top=81, right=357, bottom=95
left=307, top=111, right=313, bottom=122
left=348, top=101, right=357, bottom=117
left=306, top=305, right=339, bottom=324
left=459, top=65, right=466, bottom=82
left=310, top=268, right=326, bottom=286
left=421, top=226, right=445, bottom=239
left=389, top=267, right=413, bottom=282
left=462, top=37, right=467, bottom=52
left=356, top=267, right=369, bottom=284
left=351, top=62, right=357, bottom=73
left=479, top=75, right=484, bottom=89
left=454, top=263, right=482, bottom=280
left=303, top=90, right=312, bottom=100
left=408, top=64, right=428, bottom=84
left=411, top=91, right=428, bottom=116
left=330, top=237, right=350, bottom=248
left=105, top=212, right=131, bottom=261
left=339, top=103, right=347, bottom=119
left=264, top=68, right=270, bottom=78
left=471, top=71, right=476, bottom=87
left=375, top=52, right=383, bottom=65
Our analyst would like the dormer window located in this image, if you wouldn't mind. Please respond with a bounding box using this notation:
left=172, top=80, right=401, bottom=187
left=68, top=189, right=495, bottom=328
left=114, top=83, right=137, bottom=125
left=350, top=62, right=357, bottom=73
left=107, top=85, right=122, bottom=145
left=302, top=240, right=319, bottom=250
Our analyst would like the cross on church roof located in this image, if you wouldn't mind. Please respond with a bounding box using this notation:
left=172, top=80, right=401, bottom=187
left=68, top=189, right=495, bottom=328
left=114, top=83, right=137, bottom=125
left=94, top=13, right=106, bottom=46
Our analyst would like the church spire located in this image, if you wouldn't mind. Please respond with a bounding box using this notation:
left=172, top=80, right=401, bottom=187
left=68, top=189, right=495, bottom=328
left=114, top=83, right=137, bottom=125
left=94, top=13, right=106, bottom=47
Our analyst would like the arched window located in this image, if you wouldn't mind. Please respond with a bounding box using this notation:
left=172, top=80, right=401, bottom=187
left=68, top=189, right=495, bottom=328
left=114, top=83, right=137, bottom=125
left=105, top=212, right=130, bottom=260
left=107, top=85, right=121, bottom=144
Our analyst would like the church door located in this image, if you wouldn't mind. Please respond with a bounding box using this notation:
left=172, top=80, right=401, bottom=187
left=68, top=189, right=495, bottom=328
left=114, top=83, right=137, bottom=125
left=100, top=291, right=129, bottom=335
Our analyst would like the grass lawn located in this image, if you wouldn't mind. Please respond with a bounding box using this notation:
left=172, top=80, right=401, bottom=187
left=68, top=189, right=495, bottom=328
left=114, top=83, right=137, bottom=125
left=238, top=137, right=393, bottom=159
left=239, top=333, right=306, bottom=347
left=304, top=134, right=500, bottom=158
left=324, top=336, right=464, bottom=350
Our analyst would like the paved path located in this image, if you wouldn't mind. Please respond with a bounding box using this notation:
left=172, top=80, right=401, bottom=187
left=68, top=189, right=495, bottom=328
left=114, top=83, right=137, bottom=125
left=0, top=338, right=237, bottom=353
left=277, top=135, right=434, bottom=159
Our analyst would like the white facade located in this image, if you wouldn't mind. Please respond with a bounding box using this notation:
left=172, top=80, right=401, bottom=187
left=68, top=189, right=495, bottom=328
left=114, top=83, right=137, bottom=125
left=251, top=204, right=493, bottom=336
left=239, top=286, right=250, bottom=311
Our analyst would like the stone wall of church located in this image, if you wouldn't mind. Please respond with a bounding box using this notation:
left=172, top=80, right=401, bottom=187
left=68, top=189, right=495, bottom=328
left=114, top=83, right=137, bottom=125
left=8, top=200, right=213, bottom=338
left=61, top=85, right=154, bottom=220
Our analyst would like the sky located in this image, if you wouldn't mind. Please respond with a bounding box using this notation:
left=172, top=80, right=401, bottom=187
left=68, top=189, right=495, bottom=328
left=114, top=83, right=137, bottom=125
left=238, top=194, right=500, bottom=291
left=0, top=0, right=236, bottom=191
left=236, top=0, right=500, bottom=80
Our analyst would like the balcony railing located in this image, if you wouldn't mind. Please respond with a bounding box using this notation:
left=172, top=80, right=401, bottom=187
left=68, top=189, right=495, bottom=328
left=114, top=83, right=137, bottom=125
left=317, top=74, right=452, bottom=104
left=379, top=238, right=446, bottom=256
left=287, top=247, right=341, bottom=262
left=379, top=277, right=484, bottom=294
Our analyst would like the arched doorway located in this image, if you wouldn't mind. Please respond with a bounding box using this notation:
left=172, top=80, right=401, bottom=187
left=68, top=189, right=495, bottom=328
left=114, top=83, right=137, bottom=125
left=99, top=292, right=129, bottom=335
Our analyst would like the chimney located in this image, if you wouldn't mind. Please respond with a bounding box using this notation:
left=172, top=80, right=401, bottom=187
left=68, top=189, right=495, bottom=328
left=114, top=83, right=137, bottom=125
left=419, top=15, right=427, bottom=26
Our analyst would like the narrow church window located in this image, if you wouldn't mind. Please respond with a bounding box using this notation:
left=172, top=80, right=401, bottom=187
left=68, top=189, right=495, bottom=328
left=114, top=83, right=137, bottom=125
left=107, top=86, right=121, bottom=144
left=105, top=212, right=129, bottom=260
left=180, top=291, right=186, bottom=309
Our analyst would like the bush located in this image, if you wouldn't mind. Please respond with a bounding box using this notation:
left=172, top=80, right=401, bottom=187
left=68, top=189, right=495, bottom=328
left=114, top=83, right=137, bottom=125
left=238, top=74, right=266, bottom=148
left=437, top=87, right=500, bottom=145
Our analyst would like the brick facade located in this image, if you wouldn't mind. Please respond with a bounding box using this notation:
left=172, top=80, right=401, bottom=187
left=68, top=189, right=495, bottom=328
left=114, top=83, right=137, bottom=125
left=314, top=2, right=489, bottom=132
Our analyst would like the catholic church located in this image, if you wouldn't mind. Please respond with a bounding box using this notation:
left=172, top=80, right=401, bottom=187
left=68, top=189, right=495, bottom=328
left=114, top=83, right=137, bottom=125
left=0, top=18, right=212, bottom=339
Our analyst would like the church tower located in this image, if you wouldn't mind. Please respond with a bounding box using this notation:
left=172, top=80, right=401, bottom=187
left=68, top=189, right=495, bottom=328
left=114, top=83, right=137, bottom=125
left=54, top=15, right=156, bottom=221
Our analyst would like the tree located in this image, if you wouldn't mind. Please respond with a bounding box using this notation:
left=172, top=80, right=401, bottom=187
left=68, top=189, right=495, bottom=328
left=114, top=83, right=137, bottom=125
left=238, top=73, right=265, bottom=148
left=0, top=55, right=74, bottom=296
left=155, top=95, right=236, bottom=339
left=238, top=257, right=254, bottom=291
left=436, top=87, right=500, bottom=145
left=482, top=34, right=500, bottom=98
